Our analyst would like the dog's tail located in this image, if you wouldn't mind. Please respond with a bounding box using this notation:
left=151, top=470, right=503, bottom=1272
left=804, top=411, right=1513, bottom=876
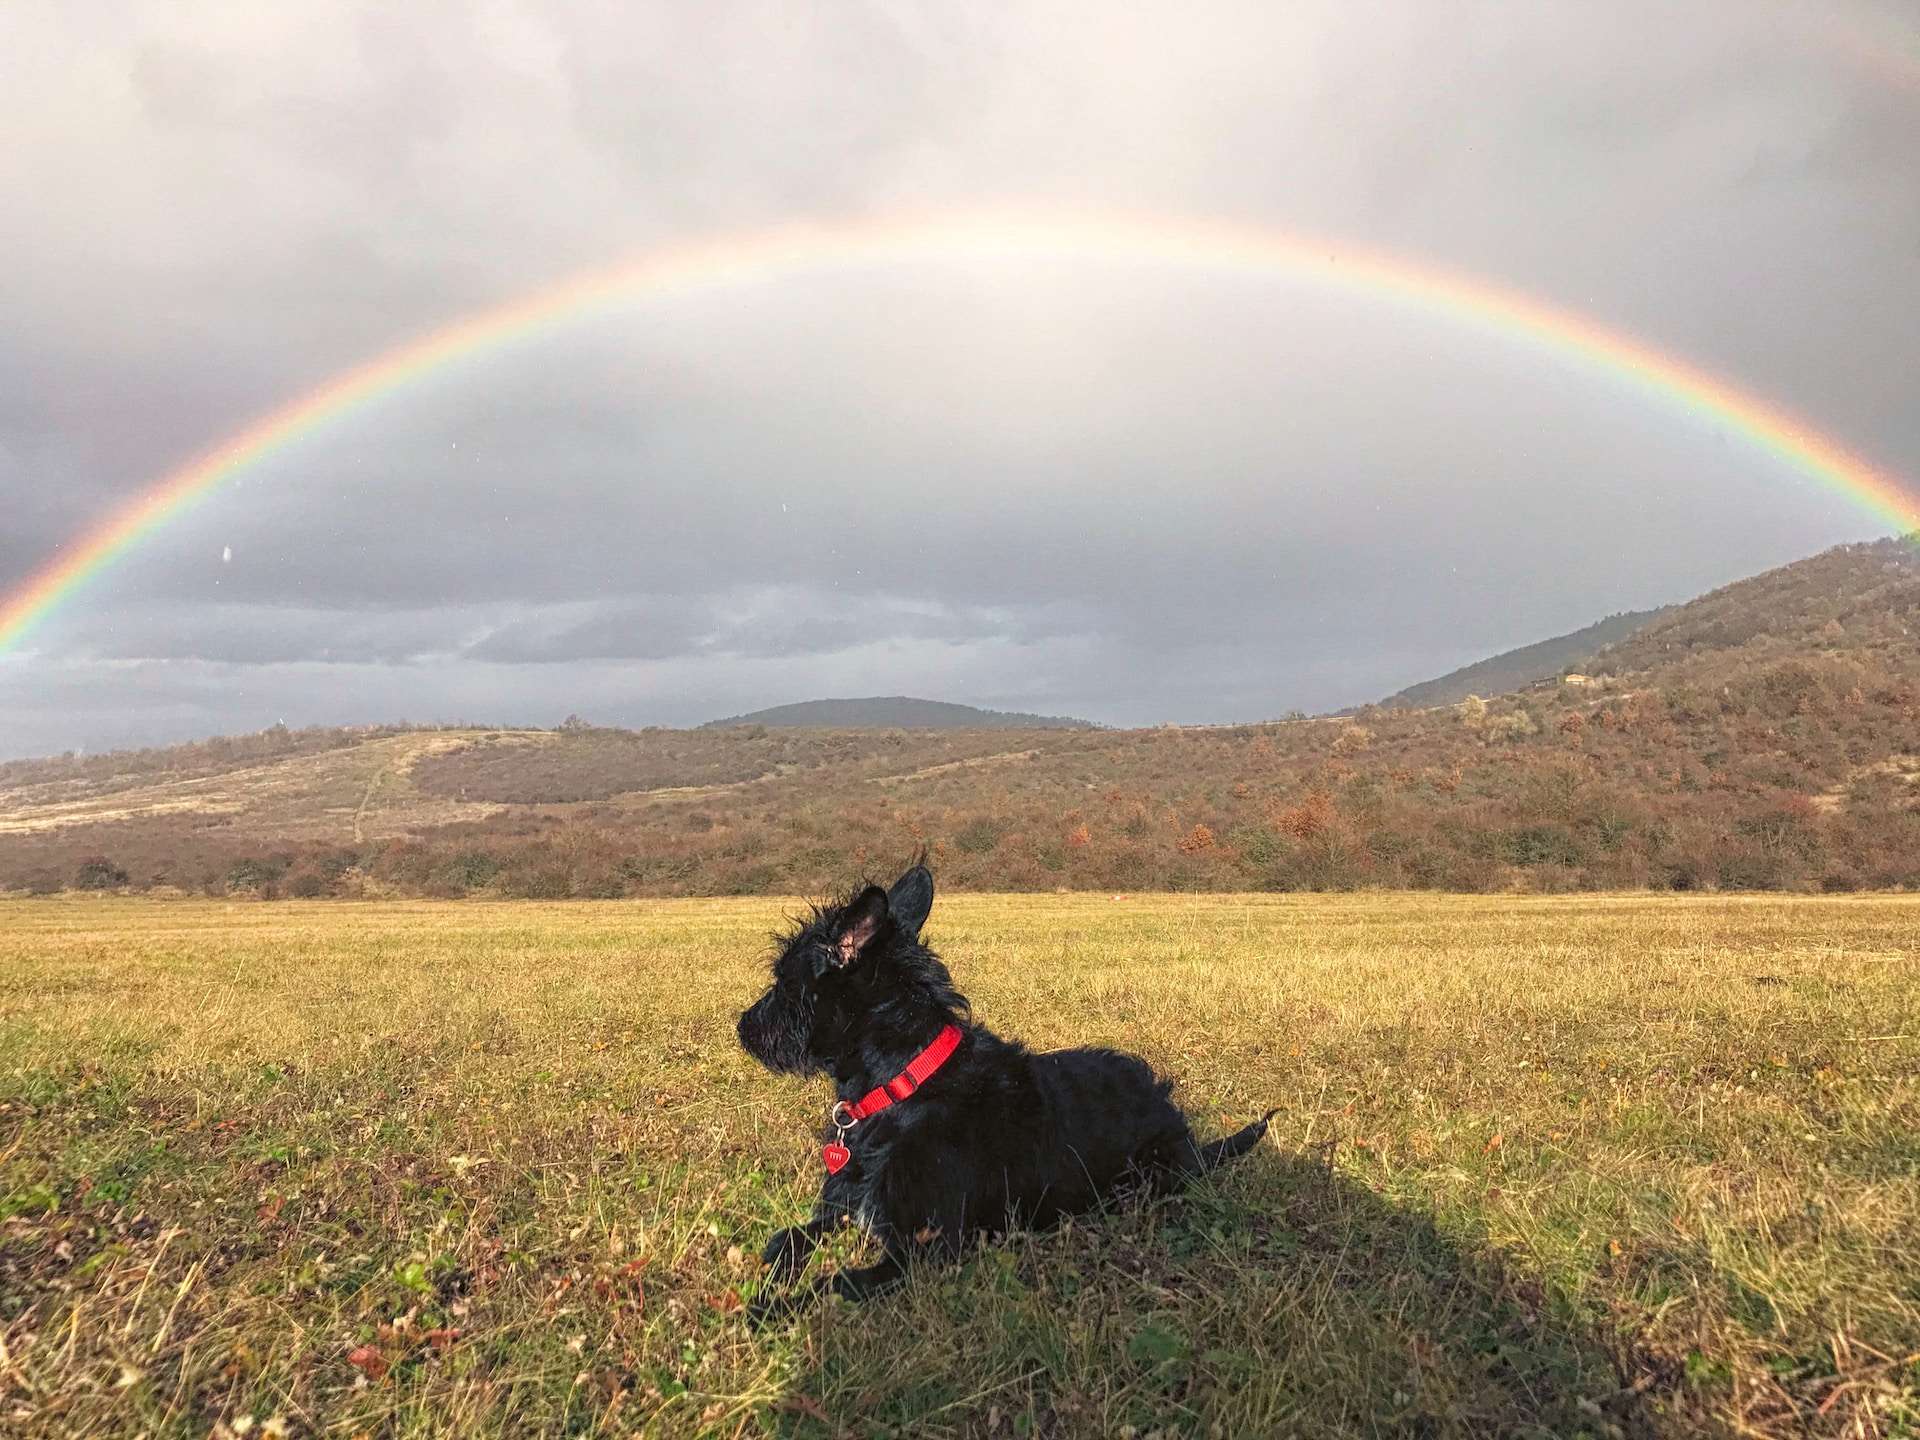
left=1198, top=1108, right=1278, bottom=1171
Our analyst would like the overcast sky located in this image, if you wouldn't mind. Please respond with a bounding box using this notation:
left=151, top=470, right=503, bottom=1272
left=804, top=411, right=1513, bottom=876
left=3, top=1, right=1917, bottom=756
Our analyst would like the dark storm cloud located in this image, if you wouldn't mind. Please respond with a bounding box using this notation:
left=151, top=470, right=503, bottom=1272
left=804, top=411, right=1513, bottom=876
left=71, top=601, right=493, bottom=666
left=1, top=0, right=1916, bottom=758
left=465, top=600, right=720, bottom=665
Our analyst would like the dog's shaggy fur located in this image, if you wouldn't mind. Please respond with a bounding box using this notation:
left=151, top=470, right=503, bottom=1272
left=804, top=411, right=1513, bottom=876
left=737, top=864, right=1273, bottom=1318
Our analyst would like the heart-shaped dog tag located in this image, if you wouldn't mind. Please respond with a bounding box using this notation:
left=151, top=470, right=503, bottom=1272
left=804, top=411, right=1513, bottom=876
left=821, top=1142, right=850, bottom=1174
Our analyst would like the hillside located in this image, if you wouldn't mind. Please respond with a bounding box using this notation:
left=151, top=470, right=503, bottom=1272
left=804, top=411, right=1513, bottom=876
left=2, top=537, right=1917, bottom=898
left=1591, top=536, right=1920, bottom=674
left=1381, top=607, right=1671, bottom=708
left=701, top=696, right=1096, bottom=729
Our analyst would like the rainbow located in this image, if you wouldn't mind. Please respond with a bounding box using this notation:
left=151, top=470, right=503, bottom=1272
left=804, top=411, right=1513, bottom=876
left=3, top=209, right=1915, bottom=655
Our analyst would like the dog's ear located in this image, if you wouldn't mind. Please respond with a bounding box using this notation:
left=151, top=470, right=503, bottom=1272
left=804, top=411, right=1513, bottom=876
left=830, top=884, right=891, bottom=968
left=887, top=864, right=934, bottom=938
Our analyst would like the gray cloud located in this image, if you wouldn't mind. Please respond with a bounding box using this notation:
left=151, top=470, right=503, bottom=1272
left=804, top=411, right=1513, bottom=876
left=1, top=0, right=1916, bottom=757
left=72, top=600, right=495, bottom=666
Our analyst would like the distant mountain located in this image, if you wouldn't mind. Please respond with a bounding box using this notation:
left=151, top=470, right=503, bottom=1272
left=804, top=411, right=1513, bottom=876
left=1381, top=608, right=1672, bottom=709
left=701, top=696, right=1098, bottom=730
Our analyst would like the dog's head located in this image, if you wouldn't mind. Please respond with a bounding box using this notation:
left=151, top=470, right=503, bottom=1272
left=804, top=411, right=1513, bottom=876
left=735, top=863, right=958, bottom=1076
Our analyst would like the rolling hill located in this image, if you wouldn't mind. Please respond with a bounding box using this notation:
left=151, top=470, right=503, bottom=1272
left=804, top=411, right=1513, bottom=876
left=701, top=696, right=1096, bottom=729
left=1380, top=607, right=1671, bottom=708
left=2, top=536, right=1916, bottom=898
left=1590, top=537, right=1920, bottom=675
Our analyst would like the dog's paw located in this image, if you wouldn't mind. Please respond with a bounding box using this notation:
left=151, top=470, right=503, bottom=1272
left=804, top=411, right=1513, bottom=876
left=744, top=1288, right=796, bottom=1330
left=760, top=1226, right=813, bottom=1280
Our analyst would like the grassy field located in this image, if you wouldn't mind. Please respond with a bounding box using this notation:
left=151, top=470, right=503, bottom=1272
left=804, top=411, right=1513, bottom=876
left=1, top=894, right=1915, bottom=1438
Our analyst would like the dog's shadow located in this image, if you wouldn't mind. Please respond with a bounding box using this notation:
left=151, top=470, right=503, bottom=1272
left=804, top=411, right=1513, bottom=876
left=767, top=1146, right=1653, bottom=1439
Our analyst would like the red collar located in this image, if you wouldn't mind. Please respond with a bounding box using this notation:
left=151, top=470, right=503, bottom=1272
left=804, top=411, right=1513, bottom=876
left=836, top=1023, right=964, bottom=1124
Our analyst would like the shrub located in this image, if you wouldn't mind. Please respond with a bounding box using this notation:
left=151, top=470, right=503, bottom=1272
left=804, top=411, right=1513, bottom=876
left=72, top=855, right=128, bottom=890
left=1735, top=803, right=1822, bottom=862
left=1292, top=830, right=1372, bottom=891
left=1230, top=827, right=1282, bottom=867
left=1501, top=826, right=1583, bottom=868
left=953, top=817, right=1007, bottom=855
left=1483, top=710, right=1538, bottom=743
left=504, top=861, right=571, bottom=899
left=284, top=866, right=333, bottom=898
left=1331, top=725, right=1373, bottom=756
left=1734, top=661, right=1826, bottom=718
left=226, top=857, right=285, bottom=894
left=435, top=850, right=502, bottom=893
left=1271, top=790, right=1335, bottom=840
left=1716, top=850, right=1792, bottom=891
left=1177, top=824, right=1217, bottom=854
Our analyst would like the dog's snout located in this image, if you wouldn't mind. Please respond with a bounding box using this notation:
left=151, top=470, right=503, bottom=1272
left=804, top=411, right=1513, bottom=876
left=736, top=998, right=764, bottom=1054
left=736, top=990, right=775, bottom=1063
left=736, top=984, right=810, bottom=1074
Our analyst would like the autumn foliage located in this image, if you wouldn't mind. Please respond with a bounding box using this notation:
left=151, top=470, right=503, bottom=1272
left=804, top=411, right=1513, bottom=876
left=2, top=537, right=1918, bottom=898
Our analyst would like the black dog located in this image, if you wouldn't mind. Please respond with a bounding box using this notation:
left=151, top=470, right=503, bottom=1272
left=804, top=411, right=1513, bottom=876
left=736, top=863, right=1274, bottom=1318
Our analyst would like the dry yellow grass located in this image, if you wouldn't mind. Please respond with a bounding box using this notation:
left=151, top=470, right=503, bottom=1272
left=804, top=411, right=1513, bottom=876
left=1, top=893, right=1916, bottom=1437
left=0, top=732, right=537, bottom=840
